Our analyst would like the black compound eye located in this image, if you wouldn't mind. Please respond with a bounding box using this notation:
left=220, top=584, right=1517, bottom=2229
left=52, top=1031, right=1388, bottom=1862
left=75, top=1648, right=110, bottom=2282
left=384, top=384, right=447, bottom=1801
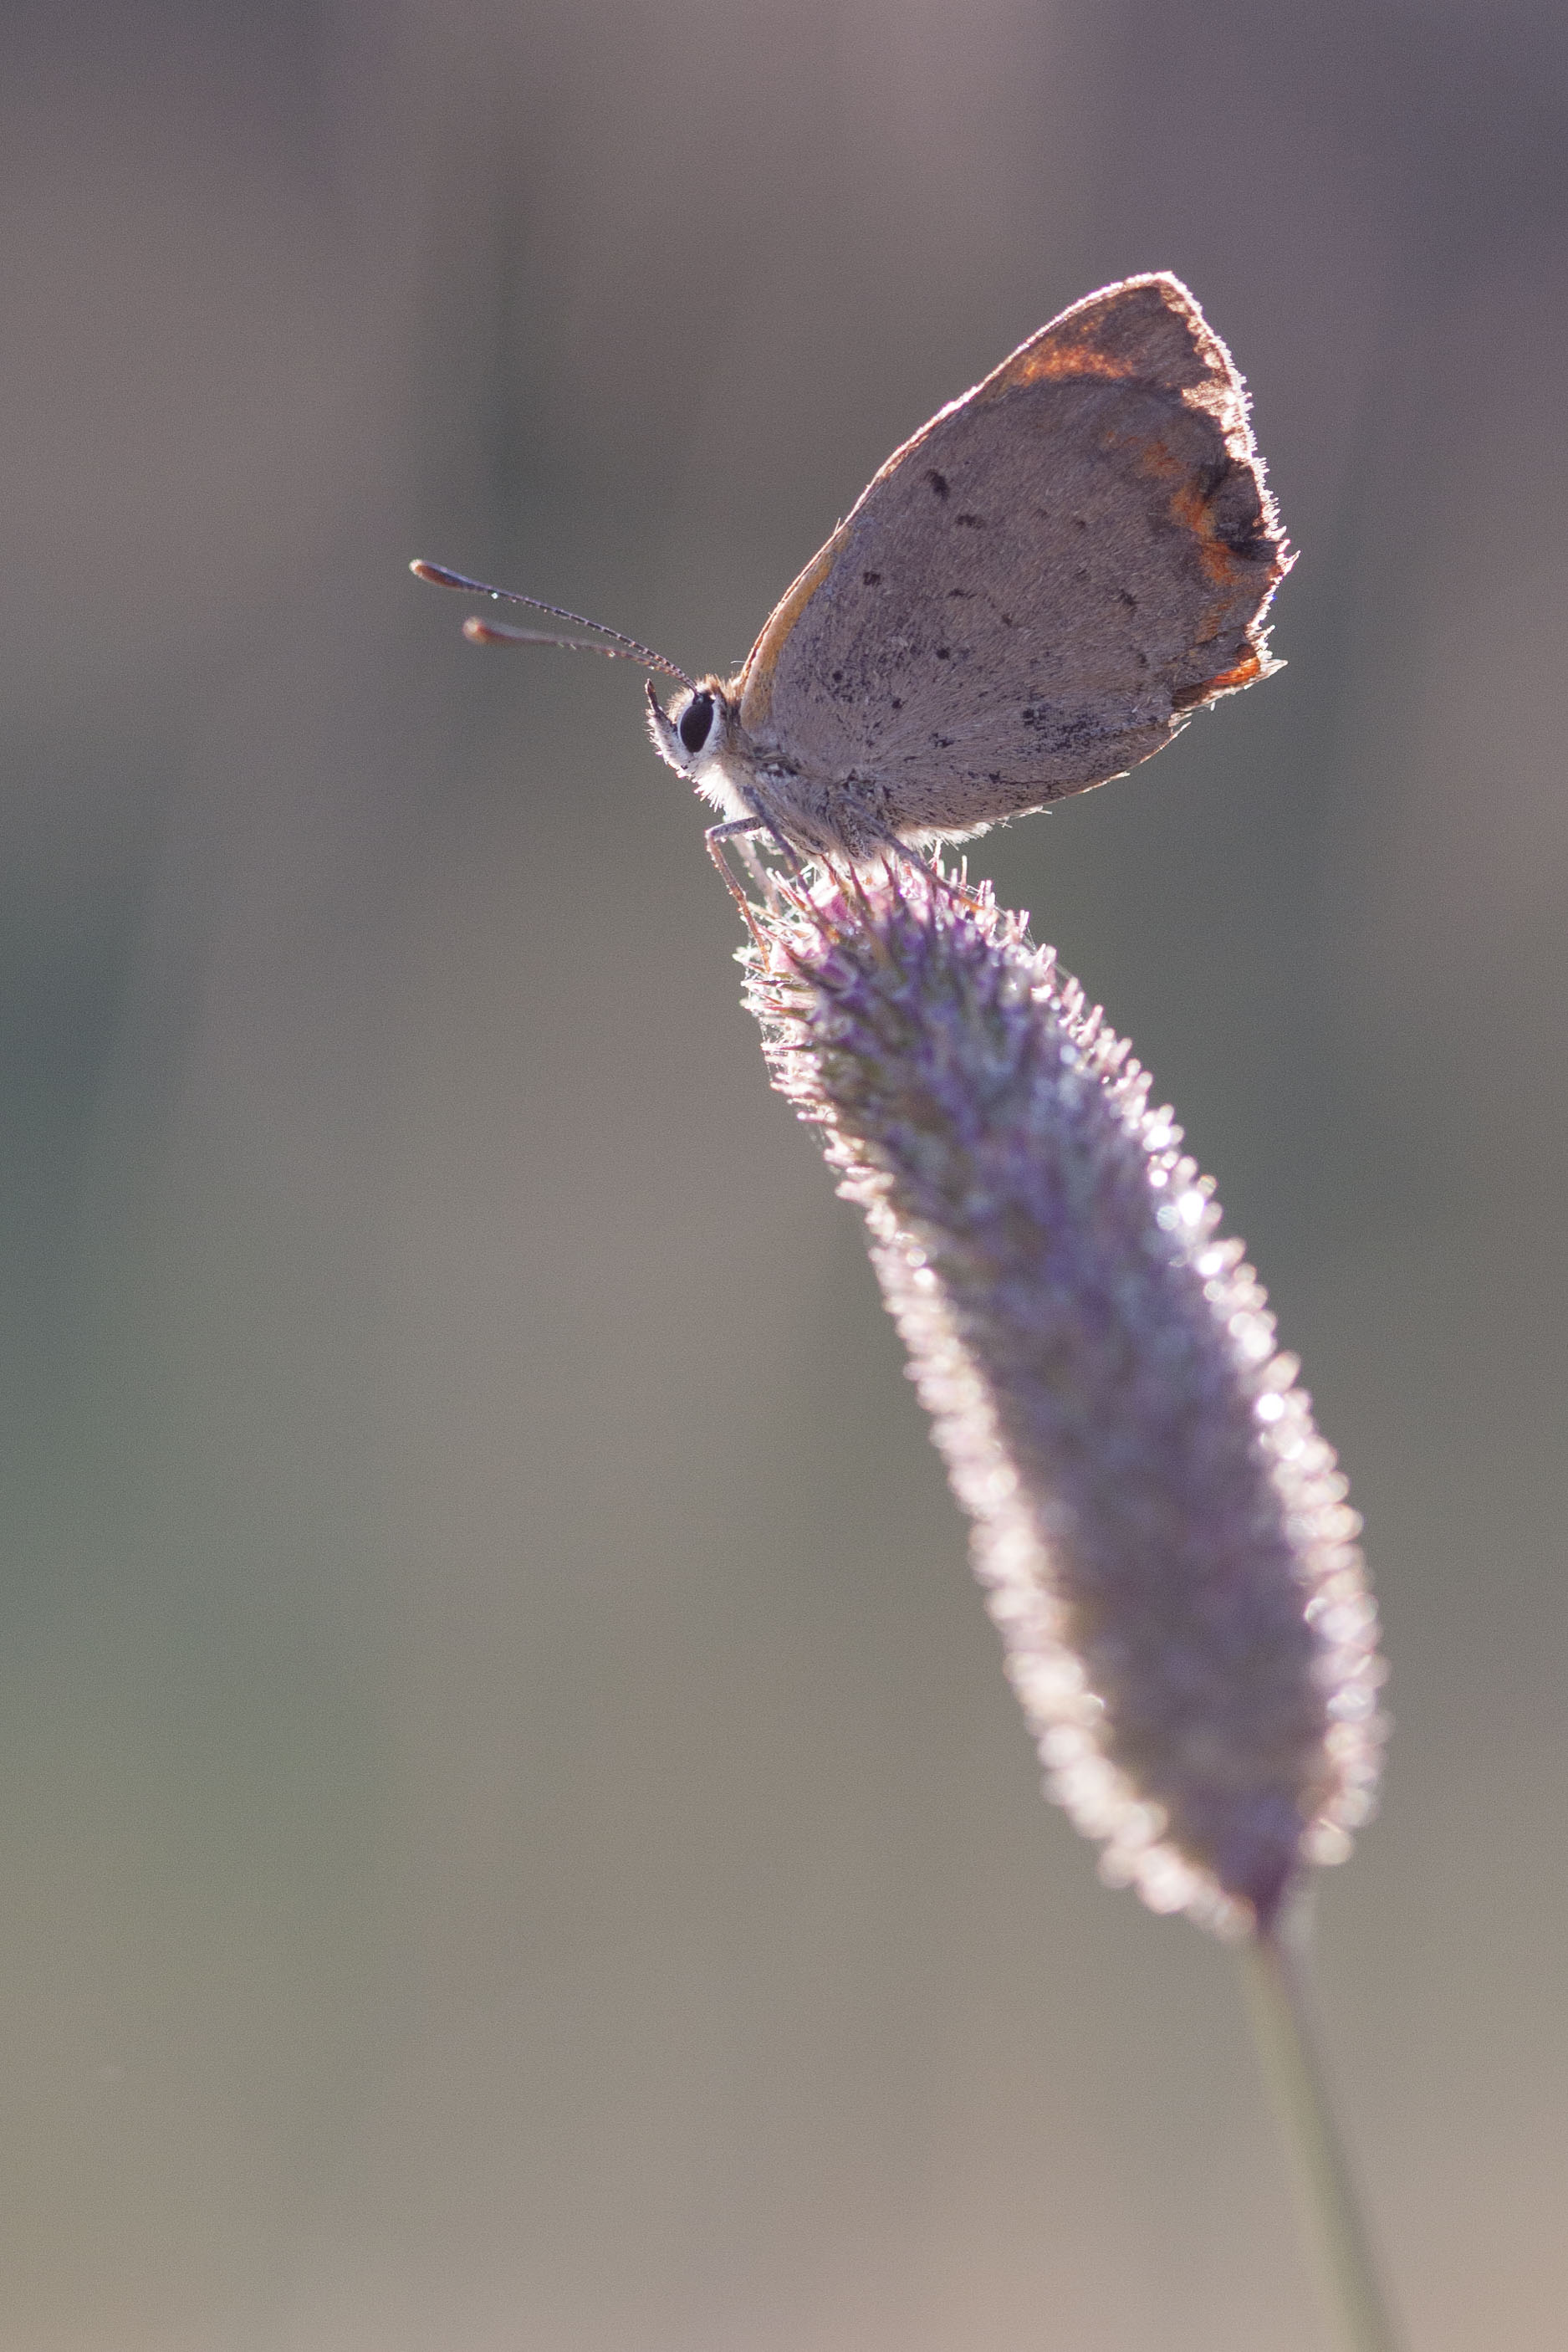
left=678, top=692, right=716, bottom=756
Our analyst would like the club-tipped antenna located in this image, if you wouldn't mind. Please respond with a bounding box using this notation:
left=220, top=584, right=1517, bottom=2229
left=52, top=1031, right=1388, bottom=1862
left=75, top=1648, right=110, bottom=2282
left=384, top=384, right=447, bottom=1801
left=411, top=560, right=692, bottom=687
left=461, top=616, right=658, bottom=659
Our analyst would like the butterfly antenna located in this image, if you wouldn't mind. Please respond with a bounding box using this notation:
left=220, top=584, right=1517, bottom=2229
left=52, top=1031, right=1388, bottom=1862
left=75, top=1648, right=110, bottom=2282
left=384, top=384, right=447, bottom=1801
left=411, top=561, right=693, bottom=688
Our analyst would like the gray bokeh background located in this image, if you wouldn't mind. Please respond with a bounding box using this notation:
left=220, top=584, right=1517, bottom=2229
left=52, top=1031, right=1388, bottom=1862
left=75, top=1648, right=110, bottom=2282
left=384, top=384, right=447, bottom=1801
left=6, top=2, right=1565, bottom=2344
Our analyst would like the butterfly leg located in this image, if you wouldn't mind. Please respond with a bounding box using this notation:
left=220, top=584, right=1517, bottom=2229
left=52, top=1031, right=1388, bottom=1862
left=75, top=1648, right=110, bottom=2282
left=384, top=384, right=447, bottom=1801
left=704, top=816, right=789, bottom=924
left=706, top=811, right=804, bottom=896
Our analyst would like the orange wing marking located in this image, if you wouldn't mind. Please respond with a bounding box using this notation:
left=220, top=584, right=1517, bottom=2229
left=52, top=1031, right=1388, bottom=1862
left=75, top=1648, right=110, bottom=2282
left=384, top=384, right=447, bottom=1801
left=1121, top=432, right=1258, bottom=591
left=990, top=335, right=1139, bottom=390
left=1172, top=650, right=1264, bottom=711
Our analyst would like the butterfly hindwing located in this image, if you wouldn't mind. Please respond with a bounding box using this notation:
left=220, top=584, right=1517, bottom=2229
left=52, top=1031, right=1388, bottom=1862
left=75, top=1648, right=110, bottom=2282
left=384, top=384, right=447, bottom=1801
left=736, top=275, right=1287, bottom=836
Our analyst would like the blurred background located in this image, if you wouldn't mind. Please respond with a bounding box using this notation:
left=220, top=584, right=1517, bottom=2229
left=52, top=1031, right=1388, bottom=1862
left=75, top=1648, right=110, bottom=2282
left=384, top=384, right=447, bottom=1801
left=3, top=0, right=1565, bottom=2344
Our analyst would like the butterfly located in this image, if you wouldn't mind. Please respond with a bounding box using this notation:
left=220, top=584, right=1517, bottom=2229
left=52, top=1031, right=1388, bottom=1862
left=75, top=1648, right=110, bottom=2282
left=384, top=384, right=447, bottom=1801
left=416, top=273, right=1289, bottom=882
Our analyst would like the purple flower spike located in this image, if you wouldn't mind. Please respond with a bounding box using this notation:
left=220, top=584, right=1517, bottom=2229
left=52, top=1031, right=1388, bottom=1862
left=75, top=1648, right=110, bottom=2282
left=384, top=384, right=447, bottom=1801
left=743, top=863, right=1387, bottom=1935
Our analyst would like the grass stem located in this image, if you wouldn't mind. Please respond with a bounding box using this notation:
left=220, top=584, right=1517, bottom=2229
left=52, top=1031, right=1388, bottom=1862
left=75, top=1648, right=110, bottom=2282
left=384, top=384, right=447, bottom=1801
left=1239, top=1925, right=1405, bottom=2352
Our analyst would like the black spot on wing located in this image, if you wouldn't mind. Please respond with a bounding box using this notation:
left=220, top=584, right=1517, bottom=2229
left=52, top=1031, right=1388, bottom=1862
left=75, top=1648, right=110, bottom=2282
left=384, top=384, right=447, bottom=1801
left=925, top=469, right=951, bottom=499
left=1020, top=706, right=1104, bottom=754
left=1215, top=508, right=1274, bottom=561
left=1201, top=453, right=1277, bottom=562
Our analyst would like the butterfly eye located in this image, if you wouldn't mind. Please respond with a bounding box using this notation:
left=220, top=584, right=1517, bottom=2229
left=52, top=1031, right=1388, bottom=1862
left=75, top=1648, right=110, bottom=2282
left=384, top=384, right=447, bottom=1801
left=678, top=692, right=716, bottom=756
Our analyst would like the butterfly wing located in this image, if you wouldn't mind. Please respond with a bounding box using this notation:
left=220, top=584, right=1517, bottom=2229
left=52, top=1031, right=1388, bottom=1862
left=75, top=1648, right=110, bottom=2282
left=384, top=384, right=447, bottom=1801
left=735, top=274, right=1288, bottom=836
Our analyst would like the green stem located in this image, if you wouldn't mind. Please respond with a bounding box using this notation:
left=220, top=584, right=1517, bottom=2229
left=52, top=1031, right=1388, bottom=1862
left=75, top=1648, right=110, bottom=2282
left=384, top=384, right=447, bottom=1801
left=1239, top=1925, right=1406, bottom=2352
